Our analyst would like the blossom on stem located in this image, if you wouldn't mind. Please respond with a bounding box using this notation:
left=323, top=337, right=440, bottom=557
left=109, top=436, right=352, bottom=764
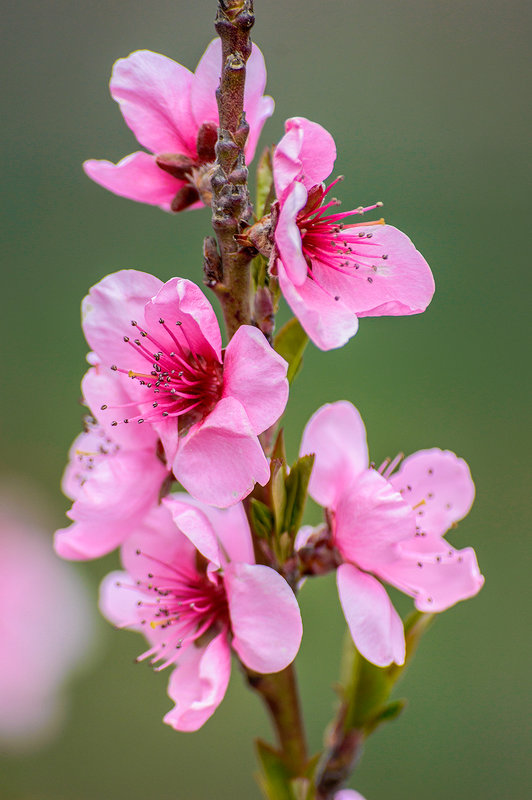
left=100, top=499, right=302, bottom=731
left=299, top=402, right=484, bottom=666
left=81, top=270, right=288, bottom=507
left=0, top=496, right=94, bottom=750
left=84, top=40, right=274, bottom=211
left=272, top=117, right=435, bottom=350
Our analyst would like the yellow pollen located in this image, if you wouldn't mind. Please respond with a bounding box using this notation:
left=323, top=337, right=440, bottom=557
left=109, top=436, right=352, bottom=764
left=128, top=370, right=153, bottom=379
left=412, top=499, right=426, bottom=510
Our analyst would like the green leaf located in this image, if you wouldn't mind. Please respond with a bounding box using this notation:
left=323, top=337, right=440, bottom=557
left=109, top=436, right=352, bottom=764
left=255, top=739, right=297, bottom=800
left=284, top=454, right=315, bottom=537
left=256, top=146, right=275, bottom=217
left=365, top=698, right=406, bottom=734
left=272, top=462, right=287, bottom=537
left=274, top=318, right=309, bottom=384
left=249, top=498, right=274, bottom=540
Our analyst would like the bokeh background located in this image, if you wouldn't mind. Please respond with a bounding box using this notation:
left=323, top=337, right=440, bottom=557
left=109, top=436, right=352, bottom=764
left=2, top=0, right=531, bottom=797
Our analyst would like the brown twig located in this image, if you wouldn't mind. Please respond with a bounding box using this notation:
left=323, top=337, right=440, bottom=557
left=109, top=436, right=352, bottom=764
left=209, top=0, right=256, bottom=340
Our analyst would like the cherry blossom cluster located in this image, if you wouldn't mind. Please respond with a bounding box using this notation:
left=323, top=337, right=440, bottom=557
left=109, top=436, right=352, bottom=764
left=56, top=30, right=483, bottom=798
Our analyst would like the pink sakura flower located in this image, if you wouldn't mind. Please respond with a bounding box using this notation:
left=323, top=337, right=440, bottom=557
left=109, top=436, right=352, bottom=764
left=335, top=792, right=366, bottom=800
left=55, top=362, right=169, bottom=560
left=299, top=402, right=484, bottom=667
left=272, top=117, right=435, bottom=350
left=0, top=497, right=94, bottom=750
left=100, top=499, right=302, bottom=731
left=81, top=270, right=288, bottom=507
left=84, top=40, right=274, bottom=211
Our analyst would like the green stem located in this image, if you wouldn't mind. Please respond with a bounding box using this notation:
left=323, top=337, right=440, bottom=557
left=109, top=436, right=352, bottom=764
left=245, top=664, right=308, bottom=778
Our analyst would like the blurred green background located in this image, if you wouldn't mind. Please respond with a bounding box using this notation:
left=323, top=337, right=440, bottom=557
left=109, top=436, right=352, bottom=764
left=2, top=0, right=530, bottom=797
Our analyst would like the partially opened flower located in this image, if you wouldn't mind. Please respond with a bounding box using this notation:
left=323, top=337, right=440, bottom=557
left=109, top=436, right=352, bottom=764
left=100, top=499, right=302, bottom=731
left=84, top=40, right=274, bottom=211
left=299, top=401, right=484, bottom=666
left=55, top=362, right=169, bottom=560
left=272, top=117, right=435, bottom=350
left=0, top=497, right=94, bottom=750
left=82, top=270, right=288, bottom=507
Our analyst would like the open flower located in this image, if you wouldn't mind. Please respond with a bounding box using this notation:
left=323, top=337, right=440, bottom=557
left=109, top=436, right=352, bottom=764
left=299, top=402, right=483, bottom=666
left=55, top=363, right=169, bottom=560
left=82, top=270, right=288, bottom=507
left=0, top=495, right=95, bottom=750
left=84, top=40, right=274, bottom=211
left=100, top=499, right=302, bottom=731
left=272, top=117, right=435, bottom=350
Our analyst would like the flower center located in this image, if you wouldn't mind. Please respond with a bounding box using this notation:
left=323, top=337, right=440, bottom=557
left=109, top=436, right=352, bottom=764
left=108, top=318, right=223, bottom=435
left=117, top=549, right=229, bottom=672
left=297, top=177, right=391, bottom=284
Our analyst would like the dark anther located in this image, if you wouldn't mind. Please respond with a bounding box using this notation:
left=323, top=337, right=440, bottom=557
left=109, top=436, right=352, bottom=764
left=110, top=365, right=118, bottom=371
left=123, top=336, right=129, bottom=342
left=100, top=404, right=108, bottom=410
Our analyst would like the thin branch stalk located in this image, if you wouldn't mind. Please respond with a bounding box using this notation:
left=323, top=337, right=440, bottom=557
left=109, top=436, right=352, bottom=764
left=210, top=0, right=255, bottom=340
left=245, top=664, right=309, bottom=778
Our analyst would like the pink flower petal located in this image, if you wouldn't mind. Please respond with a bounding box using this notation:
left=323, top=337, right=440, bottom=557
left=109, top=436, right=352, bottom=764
left=225, top=563, right=302, bottom=672
left=334, top=469, right=415, bottom=571
left=163, top=632, right=231, bottom=732
left=54, top=518, right=131, bottom=561
left=337, top=563, right=405, bottom=667
left=82, top=269, right=163, bottom=371
left=99, top=569, right=144, bottom=630
left=144, top=277, right=222, bottom=362
left=222, top=325, right=288, bottom=434
left=335, top=791, right=366, bottom=800
left=163, top=494, right=254, bottom=567
left=81, top=365, right=157, bottom=450
left=173, top=396, right=269, bottom=507
left=83, top=152, right=180, bottom=210
left=162, top=499, right=222, bottom=567
left=242, top=44, right=274, bottom=162
left=110, top=50, right=195, bottom=155
left=274, top=181, right=310, bottom=286
left=190, top=39, right=223, bottom=132
left=273, top=117, right=337, bottom=198
left=277, top=259, right=358, bottom=351
left=318, top=224, right=435, bottom=318
left=389, top=449, right=475, bottom=537
left=380, top=535, right=484, bottom=612
left=300, top=402, right=369, bottom=508
left=119, top=504, right=196, bottom=579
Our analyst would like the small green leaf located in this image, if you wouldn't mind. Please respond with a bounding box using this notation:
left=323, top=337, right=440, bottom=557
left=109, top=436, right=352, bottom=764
left=272, top=462, right=287, bottom=537
left=255, top=739, right=297, bottom=800
left=249, top=498, right=274, bottom=539
left=256, top=146, right=275, bottom=217
left=274, top=318, right=309, bottom=384
left=284, top=454, right=315, bottom=537
left=365, top=699, right=406, bottom=734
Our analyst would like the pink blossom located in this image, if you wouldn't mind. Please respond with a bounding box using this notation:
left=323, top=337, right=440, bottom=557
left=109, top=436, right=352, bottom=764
left=300, top=402, right=484, bottom=667
left=81, top=270, right=288, bottom=507
left=0, top=496, right=94, bottom=750
left=84, top=40, right=274, bottom=211
left=272, top=117, right=435, bottom=350
left=55, top=362, right=169, bottom=560
left=99, top=499, right=302, bottom=731
left=335, top=791, right=366, bottom=800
